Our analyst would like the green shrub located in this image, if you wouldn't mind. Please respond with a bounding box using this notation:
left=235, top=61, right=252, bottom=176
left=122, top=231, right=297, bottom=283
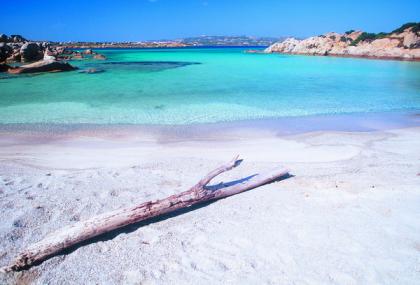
left=375, top=32, right=388, bottom=39
left=340, top=36, right=348, bottom=42
left=391, top=22, right=420, bottom=34
left=345, top=30, right=355, bottom=35
left=346, top=22, right=420, bottom=46
left=350, top=32, right=377, bottom=45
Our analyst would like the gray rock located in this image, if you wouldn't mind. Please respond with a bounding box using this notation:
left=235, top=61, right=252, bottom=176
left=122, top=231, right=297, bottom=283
left=10, top=34, right=26, bottom=43
left=6, top=51, right=21, bottom=62
left=93, top=53, right=106, bottom=60
left=20, top=42, right=41, bottom=62
left=8, top=59, right=77, bottom=74
left=0, top=63, right=11, bottom=72
left=0, top=34, right=8, bottom=43
left=0, top=42, right=13, bottom=62
left=83, top=49, right=93, bottom=55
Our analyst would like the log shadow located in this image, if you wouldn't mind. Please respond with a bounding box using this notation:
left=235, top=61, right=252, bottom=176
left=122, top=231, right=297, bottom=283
left=23, top=172, right=292, bottom=270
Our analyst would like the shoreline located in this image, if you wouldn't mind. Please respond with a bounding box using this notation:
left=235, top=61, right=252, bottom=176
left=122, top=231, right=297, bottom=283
left=0, top=111, right=419, bottom=143
left=267, top=51, right=420, bottom=62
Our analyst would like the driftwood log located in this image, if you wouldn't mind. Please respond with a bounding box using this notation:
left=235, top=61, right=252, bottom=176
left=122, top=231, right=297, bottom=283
left=2, top=156, right=288, bottom=272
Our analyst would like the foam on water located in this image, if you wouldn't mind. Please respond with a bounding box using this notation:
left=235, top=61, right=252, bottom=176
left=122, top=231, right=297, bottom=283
left=0, top=47, right=419, bottom=125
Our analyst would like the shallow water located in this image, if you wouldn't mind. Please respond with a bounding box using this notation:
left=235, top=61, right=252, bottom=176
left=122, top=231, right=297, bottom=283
left=1, top=47, right=419, bottom=125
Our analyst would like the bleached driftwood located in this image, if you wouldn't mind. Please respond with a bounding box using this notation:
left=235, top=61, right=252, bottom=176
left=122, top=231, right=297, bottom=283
left=3, top=156, right=288, bottom=272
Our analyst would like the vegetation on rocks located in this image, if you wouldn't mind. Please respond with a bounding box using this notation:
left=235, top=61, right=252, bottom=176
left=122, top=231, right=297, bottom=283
left=266, top=22, right=420, bottom=60
left=391, top=22, right=420, bottom=34
left=350, top=22, right=419, bottom=46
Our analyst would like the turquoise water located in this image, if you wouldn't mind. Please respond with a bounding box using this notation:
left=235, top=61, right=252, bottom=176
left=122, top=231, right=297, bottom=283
left=0, top=47, right=419, bottom=125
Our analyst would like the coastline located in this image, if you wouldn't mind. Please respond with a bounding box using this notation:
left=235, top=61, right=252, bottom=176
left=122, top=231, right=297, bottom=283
left=267, top=51, right=420, bottom=62
left=0, top=110, right=419, bottom=143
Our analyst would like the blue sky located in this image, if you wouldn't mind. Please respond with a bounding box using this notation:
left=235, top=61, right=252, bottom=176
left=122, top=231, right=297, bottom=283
left=0, top=0, right=418, bottom=41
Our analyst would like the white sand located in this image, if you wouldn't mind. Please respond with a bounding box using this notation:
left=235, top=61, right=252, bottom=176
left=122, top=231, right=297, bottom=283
left=0, top=126, right=419, bottom=284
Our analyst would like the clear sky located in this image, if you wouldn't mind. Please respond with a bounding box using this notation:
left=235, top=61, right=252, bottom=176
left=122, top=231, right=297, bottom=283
left=0, top=0, right=419, bottom=42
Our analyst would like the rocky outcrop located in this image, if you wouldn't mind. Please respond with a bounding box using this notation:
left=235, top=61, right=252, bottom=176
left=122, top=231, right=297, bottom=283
left=93, top=53, right=106, bottom=60
left=0, top=34, right=67, bottom=64
left=8, top=60, right=77, bottom=74
left=20, top=42, right=42, bottom=62
left=83, top=49, right=93, bottom=55
left=43, top=48, right=56, bottom=61
left=9, top=35, right=27, bottom=43
left=0, top=43, right=13, bottom=62
left=0, top=63, right=11, bottom=72
left=0, top=34, right=8, bottom=43
left=265, top=23, right=420, bottom=60
left=0, top=34, right=26, bottom=44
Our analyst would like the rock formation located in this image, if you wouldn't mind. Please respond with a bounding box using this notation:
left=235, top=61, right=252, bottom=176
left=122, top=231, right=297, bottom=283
left=20, top=42, right=42, bottom=62
left=83, top=49, right=93, bottom=55
left=0, top=63, right=11, bottom=72
left=265, top=23, right=420, bottom=60
left=0, top=43, right=13, bottom=62
left=0, top=33, right=81, bottom=74
left=71, top=53, right=84, bottom=60
left=93, top=53, right=106, bottom=60
left=7, top=59, right=77, bottom=74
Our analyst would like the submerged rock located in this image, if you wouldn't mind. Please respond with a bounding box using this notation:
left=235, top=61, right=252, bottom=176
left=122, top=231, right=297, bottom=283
left=93, top=53, right=106, bottom=60
left=101, top=61, right=200, bottom=72
left=8, top=60, right=77, bottom=74
left=72, top=53, right=84, bottom=60
left=83, top=49, right=93, bottom=55
left=79, top=68, right=105, bottom=74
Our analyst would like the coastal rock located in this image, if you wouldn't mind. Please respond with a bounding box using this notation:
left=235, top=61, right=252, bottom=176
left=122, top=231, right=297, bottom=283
left=265, top=23, right=420, bottom=60
left=6, top=51, right=21, bottom=62
left=79, top=68, right=105, bottom=74
left=43, top=48, right=56, bottom=60
left=93, top=53, right=106, bottom=60
left=0, top=42, right=13, bottom=62
left=20, top=42, right=42, bottom=62
left=370, top=38, right=401, bottom=49
left=10, top=35, right=27, bottom=43
left=72, top=53, right=84, bottom=60
left=0, top=34, right=8, bottom=43
left=403, top=32, right=420, bottom=48
left=83, top=49, right=93, bottom=55
left=7, top=60, right=77, bottom=74
left=0, top=63, right=11, bottom=72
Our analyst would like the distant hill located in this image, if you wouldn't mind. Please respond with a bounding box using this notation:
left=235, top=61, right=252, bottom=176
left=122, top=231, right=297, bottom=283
left=179, top=35, right=282, bottom=46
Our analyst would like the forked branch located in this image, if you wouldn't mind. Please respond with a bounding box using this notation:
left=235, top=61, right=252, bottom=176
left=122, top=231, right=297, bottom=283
left=2, top=156, right=288, bottom=272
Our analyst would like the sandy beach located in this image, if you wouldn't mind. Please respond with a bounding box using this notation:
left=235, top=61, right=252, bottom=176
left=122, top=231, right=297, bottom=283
left=0, top=122, right=419, bottom=284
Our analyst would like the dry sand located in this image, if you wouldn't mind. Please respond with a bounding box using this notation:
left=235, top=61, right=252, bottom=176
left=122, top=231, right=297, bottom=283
left=0, top=126, right=419, bottom=284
